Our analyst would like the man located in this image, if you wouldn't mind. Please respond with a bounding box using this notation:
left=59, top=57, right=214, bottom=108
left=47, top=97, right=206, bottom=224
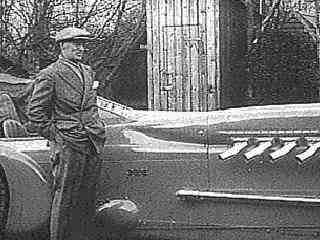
left=26, top=27, right=106, bottom=240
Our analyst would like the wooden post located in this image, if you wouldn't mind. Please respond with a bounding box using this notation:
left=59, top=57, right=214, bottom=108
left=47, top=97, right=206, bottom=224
left=0, top=0, right=6, bottom=56
left=259, top=0, right=264, bottom=15
left=208, top=0, right=221, bottom=110
left=0, top=0, right=2, bottom=55
left=146, top=0, right=153, bottom=110
left=315, top=0, right=320, bottom=98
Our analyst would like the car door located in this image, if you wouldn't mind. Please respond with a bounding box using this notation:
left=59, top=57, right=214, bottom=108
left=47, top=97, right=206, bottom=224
left=99, top=116, right=211, bottom=234
left=201, top=107, right=320, bottom=239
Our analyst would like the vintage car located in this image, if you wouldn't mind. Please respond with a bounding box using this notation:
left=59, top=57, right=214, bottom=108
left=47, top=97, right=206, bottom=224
left=1, top=89, right=320, bottom=239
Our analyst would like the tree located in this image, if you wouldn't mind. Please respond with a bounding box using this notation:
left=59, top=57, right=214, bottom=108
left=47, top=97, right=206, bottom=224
left=247, top=0, right=320, bottom=104
left=0, top=0, right=146, bottom=98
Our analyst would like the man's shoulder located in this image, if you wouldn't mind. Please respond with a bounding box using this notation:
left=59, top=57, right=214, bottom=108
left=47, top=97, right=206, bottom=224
left=39, top=61, right=59, bottom=74
left=40, top=59, right=93, bottom=76
left=57, top=58, right=93, bottom=73
left=35, top=61, right=61, bottom=82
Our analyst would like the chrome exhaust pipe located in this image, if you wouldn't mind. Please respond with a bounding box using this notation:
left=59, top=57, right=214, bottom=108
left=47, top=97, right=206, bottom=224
left=244, top=141, right=273, bottom=161
left=296, top=142, right=320, bottom=165
left=219, top=141, right=248, bottom=160
left=269, top=141, right=297, bottom=161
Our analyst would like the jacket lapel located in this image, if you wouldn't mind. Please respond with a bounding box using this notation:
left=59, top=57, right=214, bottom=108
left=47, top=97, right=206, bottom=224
left=79, top=64, right=93, bottom=107
left=58, top=57, right=93, bottom=109
left=59, top=58, right=84, bottom=90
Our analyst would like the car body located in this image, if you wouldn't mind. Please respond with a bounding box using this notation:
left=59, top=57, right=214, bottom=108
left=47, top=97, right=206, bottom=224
left=1, top=96, right=320, bottom=240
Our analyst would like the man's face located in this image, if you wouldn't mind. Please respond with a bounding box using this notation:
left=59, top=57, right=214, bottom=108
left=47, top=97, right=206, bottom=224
left=60, top=40, right=86, bottom=61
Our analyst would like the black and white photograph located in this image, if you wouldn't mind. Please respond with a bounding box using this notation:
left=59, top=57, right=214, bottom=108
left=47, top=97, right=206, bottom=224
left=0, top=0, right=320, bottom=239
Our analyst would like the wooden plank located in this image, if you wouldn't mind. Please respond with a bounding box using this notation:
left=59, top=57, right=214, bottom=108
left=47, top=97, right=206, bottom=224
left=187, top=25, right=201, bottom=112
left=189, top=4, right=199, bottom=111
left=167, top=0, right=177, bottom=111
left=222, top=0, right=226, bottom=108
left=218, top=0, right=224, bottom=108
left=159, top=0, right=168, bottom=110
left=197, top=6, right=205, bottom=112
left=175, top=0, right=183, bottom=111
left=215, top=0, right=221, bottom=109
left=164, top=1, right=170, bottom=111
left=181, top=0, right=190, bottom=111
left=163, top=0, right=174, bottom=111
left=199, top=0, right=208, bottom=112
left=152, top=0, right=161, bottom=110
left=164, top=0, right=170, bottom=111
left=167, top=27, right=176, bottom=111
left=228, top=0, right=233, bottom=107
left=225, top=0, right=231, bottom=107
left=187, top=1, right=194, bottom=112
left=230, top=2, right=236, bottom=107
left=206, top=0, right=219, bottom=111
left=146, top=0, right=154, bottom=110
left=189, top=0, right=200, bottom=111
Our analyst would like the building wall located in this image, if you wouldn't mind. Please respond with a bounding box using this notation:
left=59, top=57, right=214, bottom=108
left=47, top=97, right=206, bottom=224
left=147, top=0, right=247, bottom=111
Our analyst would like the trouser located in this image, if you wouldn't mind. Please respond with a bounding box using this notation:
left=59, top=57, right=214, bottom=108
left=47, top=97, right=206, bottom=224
left=50, top=143, right=102, bottom=240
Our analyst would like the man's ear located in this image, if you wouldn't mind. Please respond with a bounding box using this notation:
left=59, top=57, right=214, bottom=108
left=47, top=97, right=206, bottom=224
left=59, top=42, right=65, bottom=50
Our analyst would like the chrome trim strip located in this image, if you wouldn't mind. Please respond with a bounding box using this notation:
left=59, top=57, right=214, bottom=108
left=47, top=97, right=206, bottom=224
left=176, top=190, right=320, bottom=204
left=296, top=142, right=320, bottom=162
left=269, top=141, right=297, bottom=160
left=244, top=141, right=272, bottom=160
left=219, top=142, right=248, bottom=160
left=219, top=130, right=320, bottom=135
left=0, top=137, right=44, bottom=141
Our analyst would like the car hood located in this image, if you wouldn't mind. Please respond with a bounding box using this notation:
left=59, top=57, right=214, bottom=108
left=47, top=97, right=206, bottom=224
left=98, top=97, right=320, bottom=145
left=98, top=96, right=320, bottom=128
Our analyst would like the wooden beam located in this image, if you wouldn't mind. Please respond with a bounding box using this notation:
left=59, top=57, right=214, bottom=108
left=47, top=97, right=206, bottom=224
left=315, top=0, right=320, bottom=99
left=146, top=0, right=154, bottom=110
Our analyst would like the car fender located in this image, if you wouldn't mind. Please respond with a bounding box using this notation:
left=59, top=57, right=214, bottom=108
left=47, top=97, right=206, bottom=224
left=0, top=144, right=52, bottom=234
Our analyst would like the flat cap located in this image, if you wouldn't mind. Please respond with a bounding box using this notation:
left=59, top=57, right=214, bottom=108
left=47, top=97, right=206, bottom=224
left=55, top=27, right=93, bottom=42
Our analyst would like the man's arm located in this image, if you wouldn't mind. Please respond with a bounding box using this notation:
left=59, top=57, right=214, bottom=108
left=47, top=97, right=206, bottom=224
left=26, top=73, right=55, bottom=140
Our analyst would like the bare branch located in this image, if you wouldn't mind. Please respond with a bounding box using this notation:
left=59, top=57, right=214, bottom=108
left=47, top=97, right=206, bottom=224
left=261, top=0, right=282, bottom=32
left=96, top=1, right=122, bottom=37
left=79, top=0, right=101, bottom=27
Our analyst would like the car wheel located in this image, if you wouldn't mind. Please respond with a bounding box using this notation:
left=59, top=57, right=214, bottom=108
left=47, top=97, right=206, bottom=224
left=0, top=164, right=9, bottom=238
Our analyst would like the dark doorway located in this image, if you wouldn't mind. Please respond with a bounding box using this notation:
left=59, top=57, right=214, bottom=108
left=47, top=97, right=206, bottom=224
left=112, top=34, right=147, bottom=110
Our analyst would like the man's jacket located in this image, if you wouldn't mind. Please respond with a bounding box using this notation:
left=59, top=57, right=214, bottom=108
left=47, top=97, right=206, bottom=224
left=27, top=57, right=106, bottom=153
